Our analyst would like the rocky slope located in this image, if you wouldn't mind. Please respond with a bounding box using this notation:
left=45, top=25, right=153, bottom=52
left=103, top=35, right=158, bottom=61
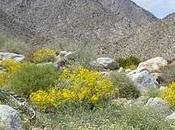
left=0, top=0, right=157, bottom=48
left=0, top=0, right=174, bottom=60
left=116, top=13, right=175, bottom=60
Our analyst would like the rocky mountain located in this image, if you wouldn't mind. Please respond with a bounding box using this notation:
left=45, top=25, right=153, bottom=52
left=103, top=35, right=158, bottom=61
left=0, top=0, right=174, bottom=60
left=0, top=0, right=157, bottom=49
left=116, top=13, right=175, bottom=60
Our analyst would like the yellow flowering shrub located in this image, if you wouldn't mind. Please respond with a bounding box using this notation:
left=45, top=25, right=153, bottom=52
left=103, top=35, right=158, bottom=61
left=30, top=67, right=116, bottom=109
left=0, top=72, right=9, bottom=87
left=0, top=59, right=22, bottom=87
left=1, top=59, right=21, bottom=73
left=59, top=67, right=115, bottom=104
left=32, top=48, right=56, bottom=63
left=161, top=82, right=175, bottom=107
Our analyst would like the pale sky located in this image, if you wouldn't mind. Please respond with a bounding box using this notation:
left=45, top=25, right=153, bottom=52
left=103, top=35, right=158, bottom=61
left=131, top=0, right=175, bottom=18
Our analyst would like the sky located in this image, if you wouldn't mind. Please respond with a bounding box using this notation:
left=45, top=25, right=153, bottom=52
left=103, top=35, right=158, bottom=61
left=131, top=0, right=175, bottom=18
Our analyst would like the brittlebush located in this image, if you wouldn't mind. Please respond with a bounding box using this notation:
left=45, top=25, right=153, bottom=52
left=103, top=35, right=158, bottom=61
left=0, top=72, right=8, bottom=87
left=0, top=59, right=22, bottom=87
left=1, top=59, right=21, bottom=73
left=30, top=67, right=116, bottom=109
left=32, top=48, right=56, bottom=63
left=161, top=82, right=175, bottom=107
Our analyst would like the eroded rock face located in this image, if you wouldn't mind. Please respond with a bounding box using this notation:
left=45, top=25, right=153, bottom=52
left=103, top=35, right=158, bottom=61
left=90, top=57, right=119, bottom=70
left=137, top=57, right=168, bottom=73
left=0, top=105, right=22, bottom=129
left=0, top=52, right=25, bottom=62
left=127, top=69, right=159, bottom=92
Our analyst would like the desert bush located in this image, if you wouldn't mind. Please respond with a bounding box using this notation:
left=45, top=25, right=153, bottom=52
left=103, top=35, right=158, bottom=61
left=32, top=100, right=171, bottom=130
left=1, top=59, right=21, bottom=73
left=32, top=48, right=57, bottom=63
left=0, top=31, right=30, bottom=55
left=30, top=67, right=115, bottom=109
left=117, top=56, right=141, bottom=69
left=9, top=64, right=59, bottom=97
left=110, top=71, right=140, bottom=99
left=146, top=88, right=161, bottom=98
left=119, top=105, right=171, bottom=130
left=161, top=82, right=175, bottom=107
left=0, top=72, right=9, bottom=87
left=0, top=59, right=22, bottom=87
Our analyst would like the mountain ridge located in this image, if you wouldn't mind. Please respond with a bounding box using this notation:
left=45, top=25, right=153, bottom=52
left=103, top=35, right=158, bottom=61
left=0, top=0, right=174, bottom=60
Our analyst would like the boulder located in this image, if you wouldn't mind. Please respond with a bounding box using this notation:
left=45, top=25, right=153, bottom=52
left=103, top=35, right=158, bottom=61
left=146, top=97, right=171, bottom=112
left=127, top=69, right=159, bottom=92
left=137, top=57, right=168, bottom=73
left=0, top=105, right=22, bottom=129
left=90, top=57, right=119, bottom=70
left=0, top=52, right=25, bottom=62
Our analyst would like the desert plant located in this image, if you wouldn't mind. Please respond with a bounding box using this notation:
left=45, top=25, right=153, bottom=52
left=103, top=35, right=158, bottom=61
left=110, top=71, right=140, bottom=99
left=117, top=56, right=141, bottom=69
left=32, top=100, right=171, bottom=130
left=30, top=67, right=115, bottom=109
left=146, top=88, right=161, bottom=98
left=119, top=105, right=171, bottom=130
left=0, top=72, right=9, bottom=87
left=1, top=59, right=22, bottom=73
left=0, top=31, right=30, bottom=55
left=161, top=82, right=175, bottom=107
left=8, top=64, right=60, bottom=97
left=32, top=48, right=57, bottom=63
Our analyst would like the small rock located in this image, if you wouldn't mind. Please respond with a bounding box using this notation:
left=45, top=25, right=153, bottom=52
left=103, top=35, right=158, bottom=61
left=166, top=112, right=175, bottom=120
left=125, top=69, right=132, bottom=73
left=137, top=57, right=168, bottom=73
left=117, top=67, right=124, bottom=73
left=59, top=51, right=74, bottom=60
left=0, top=52, right=25, bottom=62
left=146, top=97, right=171, bottom=112
left=89, top=60, right=105, bottom=71
left=90, top=57, right=119, bottom=70
left=0, top=105, right=22, bottom=129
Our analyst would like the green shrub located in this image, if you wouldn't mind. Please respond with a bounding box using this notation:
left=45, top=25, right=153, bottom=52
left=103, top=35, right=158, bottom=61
left=110, top=71, right=140, bottom=99
left=117, top=56, right=141, bottom=69
left=146, top=88, right=161, bottom=98
left=119, top=105, right=171, bottom=130
left=8, top=64, right=60, bottom=97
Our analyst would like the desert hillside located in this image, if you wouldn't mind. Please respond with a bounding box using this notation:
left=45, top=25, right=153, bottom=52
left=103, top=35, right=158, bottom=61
left=0, top=0, right=159, bottom=58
